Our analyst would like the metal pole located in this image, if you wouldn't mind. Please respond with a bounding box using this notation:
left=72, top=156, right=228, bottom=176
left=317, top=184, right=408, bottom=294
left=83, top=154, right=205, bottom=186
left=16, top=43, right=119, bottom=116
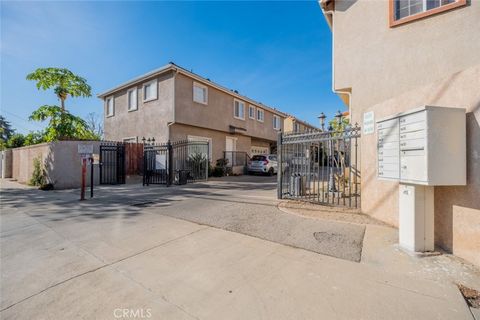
left=167, top=140, right=173, bottom=187
left=328, top=127, right=336, bottom=193
left=277, top=131, right=283, bottom=199
left=80, top=158, right=86, bottom=200
left=90, top=157, right=94, bottom=198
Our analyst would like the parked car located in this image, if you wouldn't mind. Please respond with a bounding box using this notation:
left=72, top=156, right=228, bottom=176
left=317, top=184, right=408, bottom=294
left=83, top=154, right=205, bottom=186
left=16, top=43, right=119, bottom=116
left=248, top=154, right=278, bottom=175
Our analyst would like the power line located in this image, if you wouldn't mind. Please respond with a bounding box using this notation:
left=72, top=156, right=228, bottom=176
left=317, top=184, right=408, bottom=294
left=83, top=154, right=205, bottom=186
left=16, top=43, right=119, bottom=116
left=1, top=110, right=44, bottom=129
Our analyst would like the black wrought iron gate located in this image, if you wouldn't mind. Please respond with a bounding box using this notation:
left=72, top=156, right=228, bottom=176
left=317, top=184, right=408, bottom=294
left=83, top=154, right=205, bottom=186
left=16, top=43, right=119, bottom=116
left=99, top=144, right=126, bottom=185
left=277, top=125, right=361, bottom=208
left=143, top=140, right=209, bottom=186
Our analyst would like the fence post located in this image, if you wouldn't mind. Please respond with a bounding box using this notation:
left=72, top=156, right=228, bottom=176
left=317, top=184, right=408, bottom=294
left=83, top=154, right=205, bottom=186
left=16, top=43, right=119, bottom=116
left=167, top=140, right=173, bottom=187
left=277, top=131, right=283, bottom=199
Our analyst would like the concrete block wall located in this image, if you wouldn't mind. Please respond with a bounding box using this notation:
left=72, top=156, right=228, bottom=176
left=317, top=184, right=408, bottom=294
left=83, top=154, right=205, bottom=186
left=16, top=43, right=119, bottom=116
left=11, top=141, right=102, bottom=189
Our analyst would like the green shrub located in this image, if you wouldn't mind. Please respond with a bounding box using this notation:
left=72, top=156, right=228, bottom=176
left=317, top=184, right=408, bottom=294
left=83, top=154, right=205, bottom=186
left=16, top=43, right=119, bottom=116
left=211, top=166, right=224, bottom=177
left=29, top=157, right=46, bottom=187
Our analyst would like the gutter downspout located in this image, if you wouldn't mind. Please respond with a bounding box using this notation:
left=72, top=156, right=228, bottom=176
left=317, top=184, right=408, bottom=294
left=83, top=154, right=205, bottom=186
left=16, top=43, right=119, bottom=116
left=321, top=6, right=353, bottom=120
left=168, top=68, right=178, bottom=141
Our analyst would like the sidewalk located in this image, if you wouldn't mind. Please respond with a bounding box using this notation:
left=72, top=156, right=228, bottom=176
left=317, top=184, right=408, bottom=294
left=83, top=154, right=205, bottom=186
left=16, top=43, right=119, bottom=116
left=1, top=179, right=480, bottom=319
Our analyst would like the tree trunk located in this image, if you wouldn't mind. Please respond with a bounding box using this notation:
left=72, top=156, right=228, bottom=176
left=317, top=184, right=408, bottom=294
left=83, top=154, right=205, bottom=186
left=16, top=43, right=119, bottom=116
left=60, top=98, right=65, bottom=112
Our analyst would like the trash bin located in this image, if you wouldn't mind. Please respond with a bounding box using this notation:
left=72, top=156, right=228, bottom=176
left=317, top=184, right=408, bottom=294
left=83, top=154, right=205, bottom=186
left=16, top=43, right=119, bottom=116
left=290, top=173, right=306, bottom=197
left=177, top=170, right=188, bottom=185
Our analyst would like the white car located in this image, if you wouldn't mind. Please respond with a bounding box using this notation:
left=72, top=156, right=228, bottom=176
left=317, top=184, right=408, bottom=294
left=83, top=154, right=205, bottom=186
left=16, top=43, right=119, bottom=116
left=248, top=154, right=278, bottom=175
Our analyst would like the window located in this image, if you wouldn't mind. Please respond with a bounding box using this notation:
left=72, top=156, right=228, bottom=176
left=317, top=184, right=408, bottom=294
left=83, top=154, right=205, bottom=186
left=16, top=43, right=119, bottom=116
left=391, top=0, right=465, bottom=26
left=193, top=82, right=208, bottom=105
left=143, top=79, right=158, bottom=102
left=294, top=123, right=300, bottom=132
left=248, top=105, right=255, bottom=119
left=273, top=115, right=281, bottom=130
left=127, top=88, right=137, bottom=111
left=187, top=135, right=212, bottom=162
left=106, top=96, right=114, bottom=117
left=234, top=99, right=245, bottom=120
left=256, top=109, right=264, bottom=122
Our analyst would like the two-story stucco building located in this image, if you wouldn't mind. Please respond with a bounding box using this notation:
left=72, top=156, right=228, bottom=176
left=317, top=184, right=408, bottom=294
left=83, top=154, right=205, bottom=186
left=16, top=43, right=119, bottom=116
left=319, top=0, right=480, bottom=266
left=98, top=63, right=286, bottom=164
left=283, top=116, right=319, bottom=133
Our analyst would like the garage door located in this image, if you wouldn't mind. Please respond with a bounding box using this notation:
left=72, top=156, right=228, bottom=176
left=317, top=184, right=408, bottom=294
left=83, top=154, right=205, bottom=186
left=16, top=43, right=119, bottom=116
left=251, top=146, right=269, bottom=155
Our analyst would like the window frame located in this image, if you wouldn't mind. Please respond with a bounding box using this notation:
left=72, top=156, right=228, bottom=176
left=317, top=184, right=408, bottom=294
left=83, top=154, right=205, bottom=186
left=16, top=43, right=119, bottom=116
left=127, top=88, right=138, bottom=112
left=143, top=79, right=158, bottom=102
left=273, top=115, right=281, bottom=131
left=233, top=99, right=245, bottom=120
left=187, top=135, right=213, bottom=161
left=256, top=108, right=265, bottom=123
left=389, top=0, right=467, bottom=27
left=248, top=105, right=255, bottom=119
left=106, top=96, right=114, bottom=117
left=193, top=82, right=208, bottom=105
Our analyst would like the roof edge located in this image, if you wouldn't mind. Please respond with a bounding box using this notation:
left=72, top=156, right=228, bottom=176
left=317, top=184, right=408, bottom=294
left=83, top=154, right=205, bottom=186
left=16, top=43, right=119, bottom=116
left=97, top=62, right=288, bottom=118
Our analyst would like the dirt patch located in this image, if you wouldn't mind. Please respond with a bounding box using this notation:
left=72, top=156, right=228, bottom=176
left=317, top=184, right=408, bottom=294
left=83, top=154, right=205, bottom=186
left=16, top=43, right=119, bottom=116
left=279, top=200, right=389, bottom=226
left=458, top=284, right=480, bottom=309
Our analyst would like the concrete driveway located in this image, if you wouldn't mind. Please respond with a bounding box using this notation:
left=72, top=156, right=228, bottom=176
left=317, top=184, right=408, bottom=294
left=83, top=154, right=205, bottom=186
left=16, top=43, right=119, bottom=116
left=1, top=177, right=479, bottom=320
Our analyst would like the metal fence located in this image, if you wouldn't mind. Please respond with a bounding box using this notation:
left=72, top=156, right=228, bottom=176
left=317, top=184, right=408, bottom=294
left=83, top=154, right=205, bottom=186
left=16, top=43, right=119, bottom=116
left=277, top=124, right=361, bottom=208
left=223, top=151, right=250, bottom=168
left=143, top=140, right=209, bottom=186
left=99, top=143, right=125, bottom=185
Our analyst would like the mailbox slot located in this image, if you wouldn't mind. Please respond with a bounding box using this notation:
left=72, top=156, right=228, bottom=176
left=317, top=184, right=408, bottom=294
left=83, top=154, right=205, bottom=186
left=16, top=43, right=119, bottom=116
left=400, top=149, right=427, bottom=182
left=399, top=111, right=426, bottom=125
left=400, top=130, right=425, bottom=141
left=400, top=138, right=425, bottom=150
left=400, top=121, right=425, bottom=133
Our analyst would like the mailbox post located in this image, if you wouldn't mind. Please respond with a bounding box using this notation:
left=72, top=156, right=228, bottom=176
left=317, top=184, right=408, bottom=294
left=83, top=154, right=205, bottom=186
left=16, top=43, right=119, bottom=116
left=376, top=106, right=466, bottom=252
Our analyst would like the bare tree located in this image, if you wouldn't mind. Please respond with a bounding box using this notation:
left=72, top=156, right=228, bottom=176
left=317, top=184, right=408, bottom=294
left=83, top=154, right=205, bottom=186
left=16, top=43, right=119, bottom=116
left=85, top=112, right=104, bottom=139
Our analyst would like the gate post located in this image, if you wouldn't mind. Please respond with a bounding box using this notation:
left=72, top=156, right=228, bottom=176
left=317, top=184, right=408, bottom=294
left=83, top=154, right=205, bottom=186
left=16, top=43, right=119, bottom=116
left=277, top=131, right=283, bottom=199
left=167, top=140, right=173, bottom=187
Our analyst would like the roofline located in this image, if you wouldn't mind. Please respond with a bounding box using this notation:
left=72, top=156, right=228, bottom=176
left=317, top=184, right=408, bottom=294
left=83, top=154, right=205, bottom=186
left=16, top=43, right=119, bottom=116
left=286, top=115, right=319, bottom=129
left=97, top=62, right=288, bottom=118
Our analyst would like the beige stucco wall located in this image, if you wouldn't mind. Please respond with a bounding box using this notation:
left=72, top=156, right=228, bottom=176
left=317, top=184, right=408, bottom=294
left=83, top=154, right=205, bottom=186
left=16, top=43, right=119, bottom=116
left=11, top=141, right=102, bottom=189
left=333, top=0, right=480, bottom=118
left=174, top=73, right=283, bottom=142
left=12, top=143, right=51, bottom=184
left=331, top=0, right=480, bottom=266
left=103, top=72, right=175, bottom=142
left=357, top=64, right=480, bottom=266
left=2, top=149, right=13, bottom=178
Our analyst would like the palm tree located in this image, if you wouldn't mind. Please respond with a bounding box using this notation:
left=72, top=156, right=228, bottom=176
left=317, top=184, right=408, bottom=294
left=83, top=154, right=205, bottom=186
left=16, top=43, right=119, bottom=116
left=26, top=68, right=91, bottom=112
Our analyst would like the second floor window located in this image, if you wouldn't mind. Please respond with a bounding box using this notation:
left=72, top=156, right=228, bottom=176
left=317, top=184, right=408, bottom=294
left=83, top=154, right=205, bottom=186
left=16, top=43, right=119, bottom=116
left=294, top=123, right=300, bottom=132
left=249, top=105, right=255, bottom=119
left=143, top=79, right=158, bottom=102
left=106, top=96, right=114, bottom=117
left=273, top=115, right=281, bottom=130
left=257, top=109, right=264, bottom=122
left=394, top=0, right=458, bottom=21
left=193, top=82, right=208, bottom=104
left=127, top=88, right=137, bottom=111
left=234, top=100, right=245, bottom=120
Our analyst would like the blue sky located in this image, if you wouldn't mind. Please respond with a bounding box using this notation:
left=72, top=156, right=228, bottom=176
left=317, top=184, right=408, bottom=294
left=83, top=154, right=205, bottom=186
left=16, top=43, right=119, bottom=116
left=1, top=1, right=344, bottom=134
